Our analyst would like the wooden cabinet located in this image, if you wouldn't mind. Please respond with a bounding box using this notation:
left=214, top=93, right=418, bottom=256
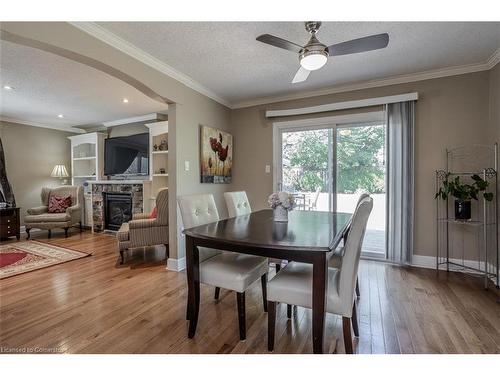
left=0, top=207, right=21, bottom=241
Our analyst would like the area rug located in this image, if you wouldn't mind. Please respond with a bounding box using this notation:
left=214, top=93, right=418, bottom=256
left=0, top=241, right=90, bottom=279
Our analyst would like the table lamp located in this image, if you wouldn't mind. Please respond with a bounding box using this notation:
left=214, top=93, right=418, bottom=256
left=51, top=164, right=69, bottom=185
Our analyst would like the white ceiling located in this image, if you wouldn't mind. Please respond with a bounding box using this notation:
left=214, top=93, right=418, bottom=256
left=97, top=22, right=500, bottom=106
left=0, top=39, right=168, bottom=132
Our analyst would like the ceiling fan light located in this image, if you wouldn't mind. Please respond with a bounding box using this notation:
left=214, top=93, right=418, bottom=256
left=300, top=52, right=327, bottom=71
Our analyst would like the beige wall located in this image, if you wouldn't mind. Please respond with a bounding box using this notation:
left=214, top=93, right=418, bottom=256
left=489, top=64, right=500, bottom=255
left=1, top=23, right=234, bottom=260
left=231, top=71, right=492, bottom=259
left=0, top=121, right=72, bottom=225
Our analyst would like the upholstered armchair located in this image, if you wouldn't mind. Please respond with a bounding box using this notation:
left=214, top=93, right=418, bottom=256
left=25, top=186, right=83, bottom=238
left=116, top=188, right=169, bottom=264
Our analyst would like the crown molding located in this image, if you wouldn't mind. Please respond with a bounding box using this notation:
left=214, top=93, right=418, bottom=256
left=0, top=116, right=85, bottom=134
left=70, top=22, right=232, bottom=108
left=232, top=48, right=500, bottom=109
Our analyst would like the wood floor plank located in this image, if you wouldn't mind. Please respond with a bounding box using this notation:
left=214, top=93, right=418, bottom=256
left=1, top=231, right=499, bottom=354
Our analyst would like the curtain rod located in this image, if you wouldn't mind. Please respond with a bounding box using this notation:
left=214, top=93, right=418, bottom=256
left=265, top=92, right=418, bottom=118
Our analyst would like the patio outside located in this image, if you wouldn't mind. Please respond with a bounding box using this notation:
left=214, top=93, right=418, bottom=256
left=282, top=125, right=386, bottom=255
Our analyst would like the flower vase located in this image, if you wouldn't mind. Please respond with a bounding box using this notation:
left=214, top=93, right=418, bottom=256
left=273, top=205, right=289, bottom=222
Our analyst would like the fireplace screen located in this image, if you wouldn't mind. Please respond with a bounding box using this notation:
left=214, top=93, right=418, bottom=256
left=103, top=192, right=132, bottom=231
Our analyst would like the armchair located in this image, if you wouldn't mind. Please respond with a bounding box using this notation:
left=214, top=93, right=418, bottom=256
left=116, top=188, right=169, bottom=264
left=25, top=186, right=83, bottom=238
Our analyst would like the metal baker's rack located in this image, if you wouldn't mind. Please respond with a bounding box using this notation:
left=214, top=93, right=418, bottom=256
left=435, top=144, right=498, bottom=289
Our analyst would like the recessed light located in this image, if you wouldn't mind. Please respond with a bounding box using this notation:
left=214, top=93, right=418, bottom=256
left=57, top=114, right=64, bottom=118
left=122, top=98, right=129, bottom=103
left=3, top=85, right=13, bottom=90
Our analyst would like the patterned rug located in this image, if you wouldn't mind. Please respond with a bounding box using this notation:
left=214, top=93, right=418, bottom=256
left=0, top=241, right=90, bottom=279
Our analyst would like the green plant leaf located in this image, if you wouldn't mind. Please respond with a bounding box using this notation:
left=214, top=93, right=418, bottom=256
left=484, top=192, right=494, bottom=201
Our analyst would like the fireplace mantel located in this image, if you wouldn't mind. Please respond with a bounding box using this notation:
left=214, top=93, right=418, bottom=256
left=88, top=180, right=148, bottom=185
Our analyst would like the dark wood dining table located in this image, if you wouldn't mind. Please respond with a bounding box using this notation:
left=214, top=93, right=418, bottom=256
left=183, top=209, right=352, bottom=354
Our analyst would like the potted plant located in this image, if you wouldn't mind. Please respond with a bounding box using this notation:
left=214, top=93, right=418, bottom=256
left=435, top=174, right=493, bottom=220
left=268, top=192, right=296, bottom=222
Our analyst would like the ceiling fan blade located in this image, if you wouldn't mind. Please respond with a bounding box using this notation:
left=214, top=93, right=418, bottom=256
left=256, top=34, right=303, bottom=53
left=327, top=33, right=389, bottom=56
left=292, top=66, right=310, bottom=84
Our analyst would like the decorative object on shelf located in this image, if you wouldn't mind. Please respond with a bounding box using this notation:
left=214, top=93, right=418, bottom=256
left=153, top=144, right=158, bottom=151
left=435, top=173, right=493, bottom=220
left=268, top=192, right=296, bottom=222
left=159, top=168, right=166, bottom=174
left=51, top=164, right=69, bottom=185
left=159, top=139, right=168, bottom=151
left=200, top=125, right=233, bottom=184
left=435, top=144, right=498, bottom=290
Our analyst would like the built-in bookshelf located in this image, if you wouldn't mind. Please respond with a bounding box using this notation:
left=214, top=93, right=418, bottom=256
left=145, top=121, right=168, bottom=212
left=67, top=132, right=107, bottom=226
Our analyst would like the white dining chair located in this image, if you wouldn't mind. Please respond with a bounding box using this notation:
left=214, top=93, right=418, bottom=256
left=224, top=191, right=285, bottom=274
left=224, top=191, right=252, bottom=218
left=329, top=192, right=370, bottom=298
left=266, top=196, right=373, bottom=354
left=177, top=193, right=268, bottom=340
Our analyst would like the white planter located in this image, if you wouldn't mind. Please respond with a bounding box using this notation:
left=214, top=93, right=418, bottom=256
left=273, top=205, right=289, bottom=222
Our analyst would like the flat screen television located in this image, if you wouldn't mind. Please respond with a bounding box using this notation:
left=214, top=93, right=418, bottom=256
left=104, top=133, right=149, bottom=176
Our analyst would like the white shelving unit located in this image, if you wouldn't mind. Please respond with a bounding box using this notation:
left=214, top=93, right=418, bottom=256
left=145, top=121, right=168, bottom=212
left=68, top=132, right=107, bottom=226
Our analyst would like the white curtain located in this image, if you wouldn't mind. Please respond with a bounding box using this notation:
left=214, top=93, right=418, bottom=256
left=386, top=101, right=415, bottom=264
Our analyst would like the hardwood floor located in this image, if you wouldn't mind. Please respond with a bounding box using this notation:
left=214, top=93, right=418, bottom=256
left=1, top=230, right=499, bottom=354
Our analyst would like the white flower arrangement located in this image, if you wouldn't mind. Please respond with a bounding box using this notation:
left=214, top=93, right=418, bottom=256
left=268, top=192, right=296, bottom=211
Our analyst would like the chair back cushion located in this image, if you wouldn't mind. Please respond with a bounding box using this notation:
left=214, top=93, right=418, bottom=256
left=155, top=188, right=169, bottom=225
left=177, top=194, right=221, bottom=262
left=338, top=196, right=373, bottom=309
left=42, top=186, right=82, bottom=207
left=224, top=191, right=251, bottom=217
left=177, top=194, right=220, bottom=228
left=48, top=195, right=72, bottom=213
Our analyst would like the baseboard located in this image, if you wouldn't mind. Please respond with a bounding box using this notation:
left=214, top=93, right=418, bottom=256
left=166, top=257, right=186, bottom=272
left=412, top=254, right=498, bottom=286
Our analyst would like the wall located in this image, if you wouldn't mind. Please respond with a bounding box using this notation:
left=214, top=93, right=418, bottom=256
left=108, top=123, right=148, bottom=137
left=231, top=71, right=492, bottom=259
left=1, top=23, right=233, bottom=261
left=488, top=64, right=500, bottom=257
left=0, top=121, right=72, bottom=225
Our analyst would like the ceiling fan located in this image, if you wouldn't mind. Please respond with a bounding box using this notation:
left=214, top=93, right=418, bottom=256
left=256, top=22, right=389, bottom=83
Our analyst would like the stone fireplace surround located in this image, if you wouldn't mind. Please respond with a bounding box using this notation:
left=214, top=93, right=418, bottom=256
left=88, top=181, right=144, bottom=232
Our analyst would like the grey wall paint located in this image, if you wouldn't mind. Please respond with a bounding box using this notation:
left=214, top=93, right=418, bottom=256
left=0, top=121, right=72, bottom=225
left=231, top=70, right=493, bottom=260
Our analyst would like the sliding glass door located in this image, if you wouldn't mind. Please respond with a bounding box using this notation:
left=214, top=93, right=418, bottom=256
left=274, top=114, right=387, bottom=256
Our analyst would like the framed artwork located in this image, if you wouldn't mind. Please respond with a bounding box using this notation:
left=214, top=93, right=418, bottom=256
left=200, top=125, right=233, bottom=184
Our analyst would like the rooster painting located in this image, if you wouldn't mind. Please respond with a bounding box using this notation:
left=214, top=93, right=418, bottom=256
left=200, top=125, right=233, bottom=183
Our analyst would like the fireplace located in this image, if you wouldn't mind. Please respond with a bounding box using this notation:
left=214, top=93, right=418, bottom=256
left=103, top=192, right=132, bottom=231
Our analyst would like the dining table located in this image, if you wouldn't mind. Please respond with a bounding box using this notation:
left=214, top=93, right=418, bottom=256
left=183, top=209, right=352, bottom=354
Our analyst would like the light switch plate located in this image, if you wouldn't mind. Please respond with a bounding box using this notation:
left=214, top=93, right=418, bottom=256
left=184, top=161, right=190, bottom=171
left=265, top=165, right=271, bottom=173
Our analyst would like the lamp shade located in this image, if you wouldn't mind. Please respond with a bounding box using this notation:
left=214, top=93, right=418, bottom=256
left=51, top=164, right=69, bottom=178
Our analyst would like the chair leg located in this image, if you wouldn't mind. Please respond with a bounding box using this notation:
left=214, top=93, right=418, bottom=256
left=79, top=221, right=83, bottom=232
left=342, top=317, right=354, bottom=354
left=214, top=287, right=220, bottom=300
left=26, top=228, right=31, bottom=239
left=47, top=229, right=51, bottom=239
left=356, top=277, right=361, bottom=298
left=236, top=292, right=246, bottom=340
left=165, top=244, right=169, bottom=259
left=261, top=274, right=267, bottom=312
left=287, top=304, right=293, bottom=319
left=64, top=227, right=69, bottom=238
left=119, top=250, right=124, bottom=264
left=352, top=301, right=359, bottom=337
left=268, top=301, right=276, bottom=351
left=275, top=263, right=281, bottom=273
